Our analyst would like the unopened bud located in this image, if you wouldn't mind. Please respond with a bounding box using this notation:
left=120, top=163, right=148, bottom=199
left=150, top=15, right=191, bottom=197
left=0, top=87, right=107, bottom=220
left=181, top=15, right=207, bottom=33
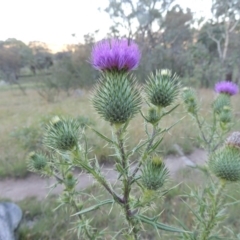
left=29, top=152, right=47, bottom=171
left=146, top=108, right=160, bottom=125
left=182, top=87, right=198, bottom=115
left=209, top=133, right=240, bottom=182
left=145, top=70, right=180, bottom=108
left=141, top=157, right=169, bottom=190
left=65, top=173, right=76, bottom=190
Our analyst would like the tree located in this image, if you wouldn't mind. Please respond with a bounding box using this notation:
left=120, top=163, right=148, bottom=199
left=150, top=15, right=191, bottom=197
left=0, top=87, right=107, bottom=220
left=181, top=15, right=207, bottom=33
left=106, top=0, right=174, bottom=41
left=0, top=39, right=32, bottom=82
left=105, top=0, right=194, bottom=82
left=28, top=41, right=53, bottom=74
left=206, top=0, right=240, bottom=79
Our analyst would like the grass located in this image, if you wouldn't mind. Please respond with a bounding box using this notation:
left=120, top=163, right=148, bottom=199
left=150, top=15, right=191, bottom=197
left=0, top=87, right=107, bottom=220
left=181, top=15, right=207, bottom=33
left=1, top=79, right=240, bottom=178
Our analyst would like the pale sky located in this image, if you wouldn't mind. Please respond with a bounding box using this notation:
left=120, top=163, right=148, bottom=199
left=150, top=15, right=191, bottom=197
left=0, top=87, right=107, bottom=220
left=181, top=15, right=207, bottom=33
left=0, top=0, right=211, bottom=52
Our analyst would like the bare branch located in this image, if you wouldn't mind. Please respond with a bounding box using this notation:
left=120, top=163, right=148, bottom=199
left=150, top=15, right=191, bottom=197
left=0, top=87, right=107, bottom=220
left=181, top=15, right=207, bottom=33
left=206, top=28, right=223, bottom=60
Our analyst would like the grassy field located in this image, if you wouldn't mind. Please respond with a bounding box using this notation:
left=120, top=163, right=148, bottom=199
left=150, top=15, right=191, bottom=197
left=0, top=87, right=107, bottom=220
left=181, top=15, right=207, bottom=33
left=1, top=81, right=240, bottom=178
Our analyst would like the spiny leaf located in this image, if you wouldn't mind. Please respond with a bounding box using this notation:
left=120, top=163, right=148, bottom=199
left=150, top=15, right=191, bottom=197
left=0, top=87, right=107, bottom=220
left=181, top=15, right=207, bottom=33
left=72, top=199, right=114, bottom=216
left=135, top=214, right=189, bottom=233
left=90, top=127, right=115, bottom=145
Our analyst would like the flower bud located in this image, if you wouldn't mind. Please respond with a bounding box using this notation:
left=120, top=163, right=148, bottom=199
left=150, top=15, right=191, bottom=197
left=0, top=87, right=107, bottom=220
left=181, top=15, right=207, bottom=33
left=209, top=132, right=240, bottom=182
left=218, top=106, right=232, bottom=124
left=145, top=70, right=180, bottom=108
left=212, top=94, right=230, bottom=114
left=28, top=152, right=47, bottom=171
left=92, top=72, right=141, bottom=124
left=182, top=87, right=198, bottom=115
left=145, top=107, right=161, bottom=125
left=64, top=173, right=76, bottom=190
left=44, top=118, right=81, bottom=151
left=141, top=156, right=169, bottom=190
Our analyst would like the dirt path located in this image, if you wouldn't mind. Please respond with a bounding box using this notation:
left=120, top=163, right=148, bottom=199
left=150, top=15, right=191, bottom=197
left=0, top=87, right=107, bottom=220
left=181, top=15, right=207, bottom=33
left=0, top=149, right=207, bottom=201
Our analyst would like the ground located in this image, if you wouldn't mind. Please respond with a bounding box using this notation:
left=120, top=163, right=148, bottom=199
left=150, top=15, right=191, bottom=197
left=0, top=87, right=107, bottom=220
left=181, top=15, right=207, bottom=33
left=0, top=148, right=207, bottom=201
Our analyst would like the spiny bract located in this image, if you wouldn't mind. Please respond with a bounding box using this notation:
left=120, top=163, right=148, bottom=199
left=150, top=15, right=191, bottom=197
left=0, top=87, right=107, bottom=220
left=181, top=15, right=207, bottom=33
left=92, top=72, right=142, bottom=124
left=145, top=70, right=180, bottom=108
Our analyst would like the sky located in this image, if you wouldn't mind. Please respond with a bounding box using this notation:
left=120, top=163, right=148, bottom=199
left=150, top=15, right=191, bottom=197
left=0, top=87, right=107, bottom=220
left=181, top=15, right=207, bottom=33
left=0, top=0, right=211, bottom=52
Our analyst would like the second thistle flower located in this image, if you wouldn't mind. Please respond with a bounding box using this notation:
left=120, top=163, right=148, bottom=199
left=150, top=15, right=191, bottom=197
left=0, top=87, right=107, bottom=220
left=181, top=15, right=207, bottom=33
left=145, top=70, right=180, bottom=108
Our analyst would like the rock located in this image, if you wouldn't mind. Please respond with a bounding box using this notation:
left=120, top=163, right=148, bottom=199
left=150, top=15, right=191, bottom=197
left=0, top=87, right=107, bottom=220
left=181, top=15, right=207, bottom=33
left=0, top=202, right=22, bottom=240
left=74, top=89, right=85, bottom=97
left=0, top=80, right=7, bottom=86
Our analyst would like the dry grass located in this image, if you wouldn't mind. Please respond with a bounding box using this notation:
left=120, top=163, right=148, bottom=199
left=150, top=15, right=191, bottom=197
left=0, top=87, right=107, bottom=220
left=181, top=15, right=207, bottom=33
left=1, top=86, right=240, bottom=178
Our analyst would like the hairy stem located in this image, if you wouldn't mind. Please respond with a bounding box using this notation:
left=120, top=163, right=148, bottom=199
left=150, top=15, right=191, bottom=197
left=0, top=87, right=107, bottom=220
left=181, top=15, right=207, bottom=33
left=131, top=124, right=158, bottom=180
left=199, top=180, right=226, bottom=240
left=194, top=113, right=209, bottom=147
left=115, top=126, right=139, bottom=239
left=72, top=199, right=95, bottom=240
left=55, top=170, right=94, bottom=240
left=73, top=146, right=124, bottom=204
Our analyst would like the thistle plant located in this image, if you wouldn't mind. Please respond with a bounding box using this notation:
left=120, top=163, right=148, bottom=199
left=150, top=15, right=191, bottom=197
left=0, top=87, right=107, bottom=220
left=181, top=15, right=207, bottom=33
left=27, top=38, right=189, bottom=239
left=181, top=81, right=240, bottom=240
left=182, top=80, right=238, bottom=152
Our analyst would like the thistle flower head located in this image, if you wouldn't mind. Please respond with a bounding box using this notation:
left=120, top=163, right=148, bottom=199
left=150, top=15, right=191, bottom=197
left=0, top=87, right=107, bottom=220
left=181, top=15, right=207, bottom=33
left=92, top=72, right=142, bottom=124
left=44, top=117, right=81, bottom=151
left=28, top=152, right=48, bottom=172
left=215, top=81, right=239, bottom=96
left=209, top=132, right=240, bottom=182
left=145, top=70, right=180, bottom=108
left=91, top=38, right=141, bottom=72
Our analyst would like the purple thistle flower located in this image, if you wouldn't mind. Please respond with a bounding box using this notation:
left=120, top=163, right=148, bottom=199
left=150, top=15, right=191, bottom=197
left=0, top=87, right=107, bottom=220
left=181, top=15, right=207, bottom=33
left=215, top=81, right=239, bottom=96
left=91, top=38, right=141, bottom=72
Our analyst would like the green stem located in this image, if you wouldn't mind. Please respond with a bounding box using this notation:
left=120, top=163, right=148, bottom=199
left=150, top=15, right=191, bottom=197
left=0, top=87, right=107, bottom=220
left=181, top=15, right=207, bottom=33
left=194, top=113, right=209, bottom=148
left=199, top=180, right=226, bottom=240
left=71, top=198, right=95, bottom=240
left=115, top=126, right=139, bottom=240
left=131, top=125, right=158, bottom=180
left=208, top=112, right=217, bottom=152
left=73, top=146, right=124, bottom=204
left=57, top=170, right=95, bottom=240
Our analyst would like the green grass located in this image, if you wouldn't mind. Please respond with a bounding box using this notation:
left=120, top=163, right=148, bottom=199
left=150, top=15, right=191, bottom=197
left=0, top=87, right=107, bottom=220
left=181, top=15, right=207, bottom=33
left=1, top=76, right=240, bottom=178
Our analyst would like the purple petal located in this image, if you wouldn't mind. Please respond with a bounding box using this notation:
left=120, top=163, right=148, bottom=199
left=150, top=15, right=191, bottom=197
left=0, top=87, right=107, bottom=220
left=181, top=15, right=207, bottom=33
left=215, top=81, right=239, bottom=96
left=91, top=38, right=141, bottom=72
